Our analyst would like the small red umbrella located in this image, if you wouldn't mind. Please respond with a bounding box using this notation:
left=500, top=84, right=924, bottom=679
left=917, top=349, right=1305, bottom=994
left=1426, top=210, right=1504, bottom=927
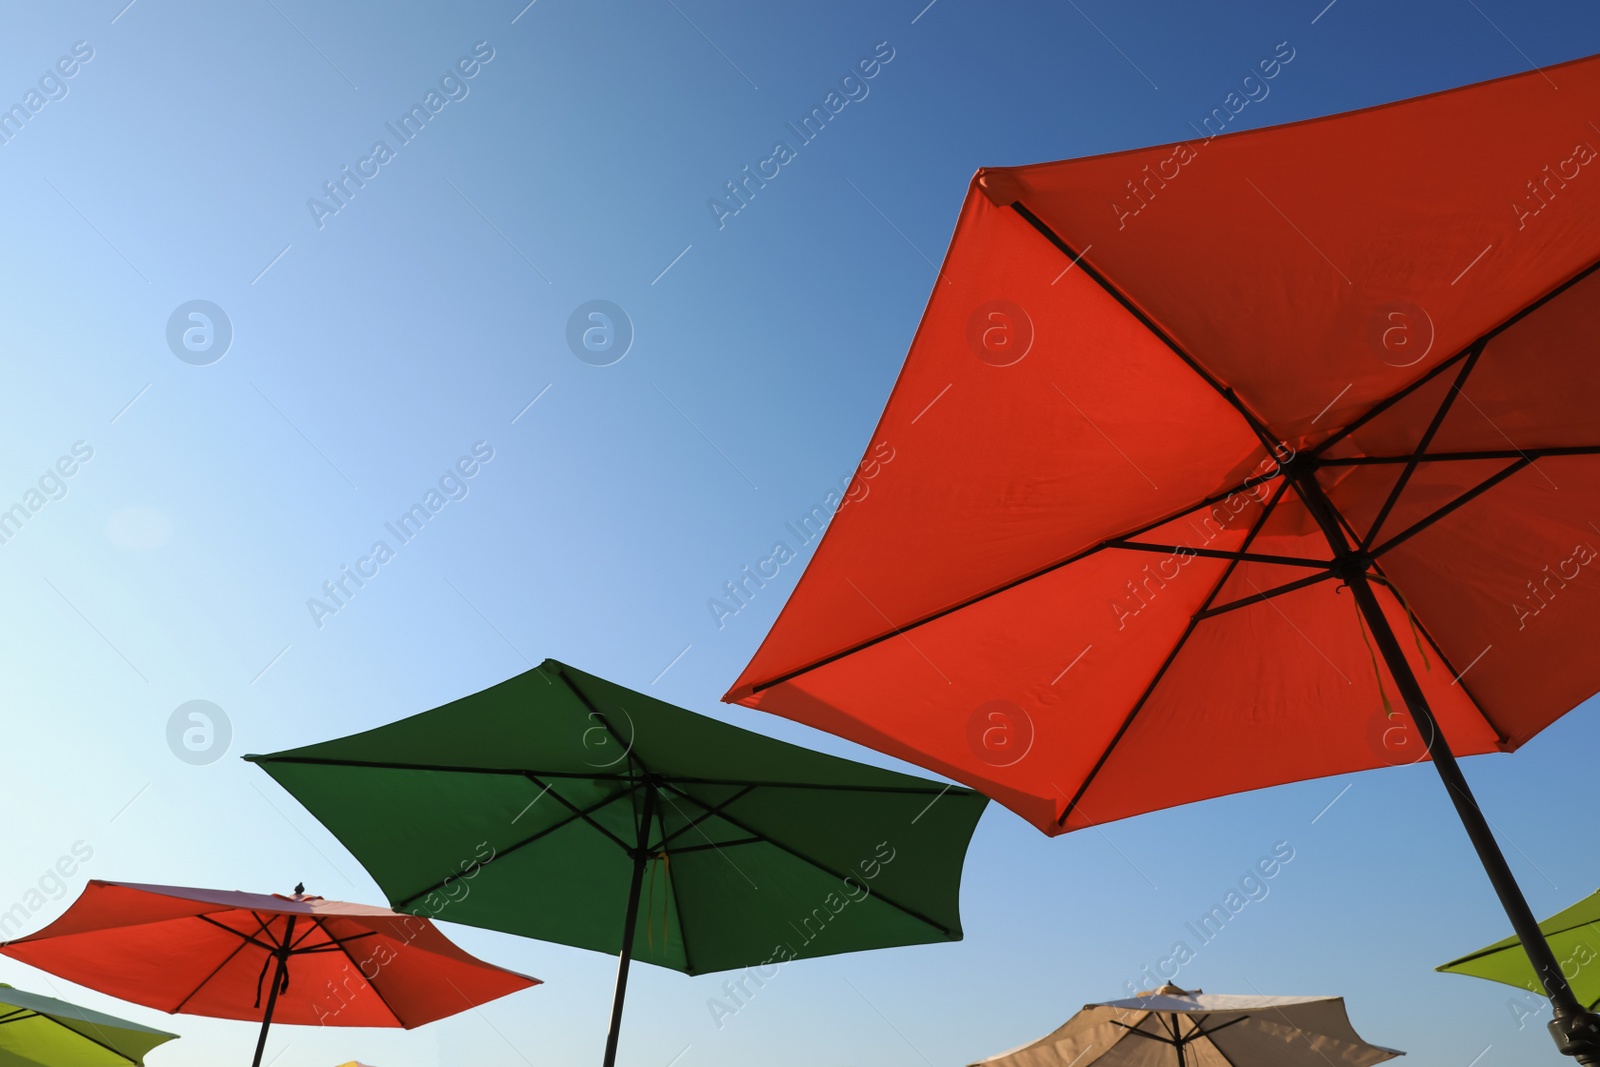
left=0, top=880, right=539, bottom=1066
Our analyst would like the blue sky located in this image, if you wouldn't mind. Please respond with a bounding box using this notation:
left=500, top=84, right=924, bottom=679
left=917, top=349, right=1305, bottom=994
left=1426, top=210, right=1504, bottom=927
left=1, top=1, right=1598, bottom=1064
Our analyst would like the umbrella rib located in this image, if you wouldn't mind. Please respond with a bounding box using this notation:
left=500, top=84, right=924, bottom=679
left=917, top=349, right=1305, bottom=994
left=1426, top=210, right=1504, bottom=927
left=23, top=1011, right=144, bottom=1065
left=657, top=837, right=764, bottom=854
left=657, top=781, right=956, bottom=936
left=1316, top=250, right=1600, bottom=457
left=1194, top=571, right=1335, bottom=620
left=245, top=755, right=632, bottom=780
left=311, top=914, right=408, bottom=1027
left=1109, top=1020, right=1173, bottom=1044
left=1369, top=457, right=1533, bottom=558
left=1057, top=477, right=1291, bottom=827
left=553, top=666, right=648, bottom=779
left=1311, top=347, right=1473, bottom=458
left=392, top=786, right=638, bottom=909
left=522, top=771, right=637, bottom=854
left=657, top=785, right=757, bottom=849
left=1360, top=341, right=1487, bottom=551
left=1321, top=445, right=1600, bottom=465
left=1009, top=200, right=1280, bottom=454
left=169, top=913, right=278, bottom=1014
left=662, top=776, right=958, bottom=796
left=1107, top=541, right=1330, bottom=569
left=747, top=467, right=1287, bottom=695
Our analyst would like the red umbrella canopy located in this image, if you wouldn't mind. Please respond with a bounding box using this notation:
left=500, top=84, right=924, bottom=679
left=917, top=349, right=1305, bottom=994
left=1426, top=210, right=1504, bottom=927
left=727, top=53, right=1600, bottom=836
left=0, top=881, right=538, bottom=1028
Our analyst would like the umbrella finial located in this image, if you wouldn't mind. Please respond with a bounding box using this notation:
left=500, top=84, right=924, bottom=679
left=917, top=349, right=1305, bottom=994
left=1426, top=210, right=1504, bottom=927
left=293, top=882, right=304, bottom=896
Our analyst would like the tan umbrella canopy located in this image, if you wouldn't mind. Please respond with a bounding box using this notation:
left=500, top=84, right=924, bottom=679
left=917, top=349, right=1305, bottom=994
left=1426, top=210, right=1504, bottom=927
left=972, top=985, right=1401, bottom=1067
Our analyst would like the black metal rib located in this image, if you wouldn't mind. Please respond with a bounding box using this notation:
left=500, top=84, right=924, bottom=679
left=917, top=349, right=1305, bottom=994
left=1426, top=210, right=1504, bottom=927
left=747, top=465, right=1288, bottom=695
left=20, top=1012, right=145, bottom=1064
left=1187, top=1015, right=1249, bottom=1042
left=1311, top=348, right=1472, bottom=458
left=1108, top=541, right=1329, bottom=569
left=1316, top=250, right=1600, bottom=457
left=1361, top=341, right=1486, bottom=551
left=303, top=914, right=406, bottom=1027
left=521, top=771, right=635, bottom=854
left=1110, top=1021, right=1173, bottom=1045
left=1321, top=445, right=1600, bottom=466
left=194, top=913, right=280, bottom=955
left=1194, top=571, right=1335, bottom=620
left=1010, top=201, right=1280, bottom=455
left=553, top=667, right=644, bottom=779
left=392, top=786, right=636, bottom=909
left=658, top=781, right=953, bottom=936
left=174, top=913, right=278, bottom=1013
left=663, top=776, right=957, bottom=795
left=1057, top=479, right=1290, bottom=827
left=658, top=786, right=757, bottom=848
left=661, top=837, right=764, bottom=854
left=1370, top=458, right=1533, bottom=557
left=243, top=756, right=630, bottom=780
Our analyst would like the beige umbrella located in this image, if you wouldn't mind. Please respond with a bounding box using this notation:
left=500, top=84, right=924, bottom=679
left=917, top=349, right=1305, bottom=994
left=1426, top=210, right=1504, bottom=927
left=971, top=985, right=1401, bottom=1067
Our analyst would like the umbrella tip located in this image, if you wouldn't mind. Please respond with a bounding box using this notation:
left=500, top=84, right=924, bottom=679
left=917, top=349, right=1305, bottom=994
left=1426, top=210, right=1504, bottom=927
left=294, top=882, right=305, bottom=896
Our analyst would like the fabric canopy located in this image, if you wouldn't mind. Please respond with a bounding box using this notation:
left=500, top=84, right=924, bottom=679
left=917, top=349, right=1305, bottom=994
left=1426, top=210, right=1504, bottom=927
left=1439, top=888, right=1600, bottom=1009
left=727, top=52, right=1600, bottom=836
left=0, top=881, right=537, bottom=1028
left=0, top=983, right=177, bottom=1066
left=973, top=986, right=1401, bottom=1067
left=246, top=661, right=989, bottom=976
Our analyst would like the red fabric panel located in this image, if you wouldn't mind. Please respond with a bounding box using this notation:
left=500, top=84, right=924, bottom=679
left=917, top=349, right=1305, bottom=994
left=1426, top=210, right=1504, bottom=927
left=728, top=54, right=1600, bottom=838
left=983, top=54, right=1600, bottom=445
left=0, top=881, right=536, bottom=1027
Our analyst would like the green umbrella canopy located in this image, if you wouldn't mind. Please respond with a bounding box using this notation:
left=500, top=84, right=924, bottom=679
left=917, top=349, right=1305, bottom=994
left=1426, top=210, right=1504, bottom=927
left=244, top=660, right=989, bottom=976
left=1438, top=889, right=1600, bottom=1008
left=0, top=983, right=178, bottom=1066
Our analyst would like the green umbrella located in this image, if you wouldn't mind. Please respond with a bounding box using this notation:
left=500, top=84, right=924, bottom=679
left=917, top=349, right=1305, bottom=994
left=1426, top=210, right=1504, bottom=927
left=0, top=983, right=177, bottom=1065
left=1439, top=890, right=1600, bottom=1009
left=244, top=660, right=988, bottom=1067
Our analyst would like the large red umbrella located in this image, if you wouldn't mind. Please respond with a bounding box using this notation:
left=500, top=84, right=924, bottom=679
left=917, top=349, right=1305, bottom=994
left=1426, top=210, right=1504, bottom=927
left=727, top=53, right=1600, bottom=1061
left=0, top=881, right=538, bottom=1066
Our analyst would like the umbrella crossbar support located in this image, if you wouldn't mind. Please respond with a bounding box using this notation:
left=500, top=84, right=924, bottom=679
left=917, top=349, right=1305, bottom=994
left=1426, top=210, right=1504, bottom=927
left=1291, top=470, right=1600, bottom=1063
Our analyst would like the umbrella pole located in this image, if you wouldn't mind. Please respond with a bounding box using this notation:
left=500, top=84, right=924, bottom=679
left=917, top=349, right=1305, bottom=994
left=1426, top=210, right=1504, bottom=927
left=602, top=782, right=657, bottom=1067
left=251, top=915, right=296, bottom=1067
left=1294, top=466, right=1600, bottom=1060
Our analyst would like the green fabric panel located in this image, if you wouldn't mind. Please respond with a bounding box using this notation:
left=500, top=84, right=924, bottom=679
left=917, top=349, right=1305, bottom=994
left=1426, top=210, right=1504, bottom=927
left=1439, top=893, right=1600, bottom=1009
left=248, top=660, right=987, bottom=975
left=0, top=986, right=178, bottom=1066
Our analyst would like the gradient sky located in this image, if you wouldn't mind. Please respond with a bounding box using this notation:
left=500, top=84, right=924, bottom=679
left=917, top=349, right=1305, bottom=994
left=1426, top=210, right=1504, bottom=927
left=1, top=1, right=1599, bottom=1065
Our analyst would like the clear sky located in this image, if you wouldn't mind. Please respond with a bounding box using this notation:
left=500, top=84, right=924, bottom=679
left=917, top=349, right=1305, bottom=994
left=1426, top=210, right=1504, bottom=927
left=1, top=1, right=1598, bottom=1065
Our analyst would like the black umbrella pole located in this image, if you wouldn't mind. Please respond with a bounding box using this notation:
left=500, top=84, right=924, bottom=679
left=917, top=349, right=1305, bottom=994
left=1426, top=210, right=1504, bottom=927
left=1346, top=573, right=1600, bottom=1062
left=603, top=783, right=656, bottom=1067
left=252, top=917, right=296, bottom=1067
